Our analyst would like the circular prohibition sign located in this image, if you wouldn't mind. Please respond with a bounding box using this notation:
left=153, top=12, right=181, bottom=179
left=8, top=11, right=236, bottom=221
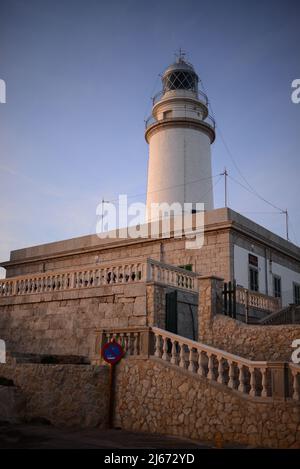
left=101, top=340, right=125, bottom=365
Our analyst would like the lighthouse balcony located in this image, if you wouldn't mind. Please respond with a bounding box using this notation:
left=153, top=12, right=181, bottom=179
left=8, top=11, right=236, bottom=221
left=145, top=113, right=216, bottom=131
left=152, top=88, right=208, bottom=106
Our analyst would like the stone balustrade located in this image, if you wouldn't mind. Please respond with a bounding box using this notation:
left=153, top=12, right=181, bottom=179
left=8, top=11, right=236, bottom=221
left=236, top=286, right=281, bottom=313
left=100, top=327, right=149, bottom=357
left=146, top=258, right=197, bottom=291
left=0, top=258, right=197, bottom=297
left=0, top=259, right=146, bottom=297
left=100, top=326, right=300, bottom=402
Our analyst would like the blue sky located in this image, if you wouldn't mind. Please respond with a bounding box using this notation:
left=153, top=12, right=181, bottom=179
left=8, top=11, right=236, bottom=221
left=0, top=0, right=299, bottom=276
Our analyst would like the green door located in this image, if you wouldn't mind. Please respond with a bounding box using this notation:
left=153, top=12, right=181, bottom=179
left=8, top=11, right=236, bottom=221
left=166, top=290, right=178, bottom=334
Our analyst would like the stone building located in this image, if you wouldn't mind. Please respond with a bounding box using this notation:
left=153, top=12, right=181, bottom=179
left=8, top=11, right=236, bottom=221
left=0, top=56, right=299, bottom=448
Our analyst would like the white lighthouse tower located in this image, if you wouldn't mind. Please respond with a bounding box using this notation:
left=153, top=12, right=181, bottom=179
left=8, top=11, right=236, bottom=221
left=145, top=53, right=215, bottom=221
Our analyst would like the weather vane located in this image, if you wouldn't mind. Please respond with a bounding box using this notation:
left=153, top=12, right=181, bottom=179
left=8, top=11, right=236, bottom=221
left=175, top=47, right=187, bottom=63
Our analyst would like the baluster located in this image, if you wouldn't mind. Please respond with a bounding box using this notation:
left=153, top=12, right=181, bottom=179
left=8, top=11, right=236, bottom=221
left=128, top=265, right=132, bottom=282
left=140, top=263, right=145, bottom=281
left=228, top=361, right=236, bottom=389
left=188, top=347, right=196, bottom=373
left=71, top=272, right=75, bottom=289
left=170, top=340, right=178, bottom=365
left=179, top=343, right=186, bottom=368
left=115, top=266, right=119, bottom=283
left=197, top=351, right=206, bottom=377
left=238, top=364, right=246, bottom=393
left=77, top=272, right=82, bottom=288
left=98, top=269, right=102, bottom=285
left=133, top=332, right=139, bottom=355
left=119, top=333, right=124, bottom=349
left=90, top=269, right=94, bottom=287
left=166, top=269, right=170, bottom=285
left=121, top=266, right=125, bottom=283
left=170, top=270, right=174, bottom=286
left=128, top=333, right=133, bottom=355
left=85, top=271, right=89, bottom=287
left=292, top=371, right=299, bottom=400
left=261, top=368, right=268, bottom=397
left=103, top=268, right=107, bottom=284
left=249, top=367, right=256, bottom=397
left=217, top=357, right=225, bottom=384
left=207, top=354, right=215, bottom=380
left=154, top=334, right=161, bottom=358
left=95, top=269, right=100, bottom=286
left=124, top=333, right=130, bottom=355
left=162, top=337, right=170, bottom=361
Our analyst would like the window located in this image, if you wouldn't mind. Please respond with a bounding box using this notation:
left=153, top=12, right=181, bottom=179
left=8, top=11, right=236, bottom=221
left=248, top=254, right=258, bottom=267
left=273, top=275, right=281, bottom=298
left=179, top=264, right=193, bottom=272
left=163, top=71, right=197, bottom=92
left=249, top=267, right=259, bottom=292
left=293, top=283, right=300, bottom=305
left=163, top=110, right=172, bottom=119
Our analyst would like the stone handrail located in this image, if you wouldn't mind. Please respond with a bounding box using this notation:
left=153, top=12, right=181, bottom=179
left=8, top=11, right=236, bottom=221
left=236, top=286, right=281, bottom=313
left=0, top=258, right=147, bottom=297
left=100, top=327, right=299, bottom=401
left=259, top=305, right=300, bottom=325
left=0, top=258, right=197, bottom=297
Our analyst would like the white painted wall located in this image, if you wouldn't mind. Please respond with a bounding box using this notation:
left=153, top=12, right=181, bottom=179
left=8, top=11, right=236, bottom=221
left=146, top=127, right=213, bottom=220
left=234, top=244, right=300, bottom=306
left=146, top=89, right=214, bottom=222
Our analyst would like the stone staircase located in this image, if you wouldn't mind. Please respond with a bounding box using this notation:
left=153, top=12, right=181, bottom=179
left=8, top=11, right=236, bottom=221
left=98, top=327, right=300, bottom=448
left=259, top=304, right=300, bottom=325
left=97, top=326, right=300, bottom=401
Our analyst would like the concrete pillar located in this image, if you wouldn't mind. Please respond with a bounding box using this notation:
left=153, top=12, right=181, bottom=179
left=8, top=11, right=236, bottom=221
left=197, top=275, right=224, bottom=343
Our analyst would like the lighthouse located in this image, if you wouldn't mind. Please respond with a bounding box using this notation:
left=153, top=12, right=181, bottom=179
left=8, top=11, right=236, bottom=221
left=145, top=53, right=215, bottom=222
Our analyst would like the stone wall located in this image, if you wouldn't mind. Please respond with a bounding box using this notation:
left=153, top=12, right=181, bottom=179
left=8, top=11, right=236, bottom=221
left=205, top=314, right=300, bottom=361
left=0, top=358, right=109, bottom=427
left=0, top=283, right=146, bottom=358
left=198, top=276, right=300, bottom=361
left=4, top=224, right=232, bottom=283
left=115, top=357, right=300, bottom=449
left=0, top=385, right=26, bottom=423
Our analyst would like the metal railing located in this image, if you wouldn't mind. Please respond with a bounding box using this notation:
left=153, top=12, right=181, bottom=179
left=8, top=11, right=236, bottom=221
left=152, top=89, right=209, bottom=106
left=145, top=113, right=216, bottom=131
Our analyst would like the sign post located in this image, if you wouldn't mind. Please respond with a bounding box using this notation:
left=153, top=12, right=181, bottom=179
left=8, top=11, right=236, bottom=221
left=101, top=339, right=125, bottom=428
